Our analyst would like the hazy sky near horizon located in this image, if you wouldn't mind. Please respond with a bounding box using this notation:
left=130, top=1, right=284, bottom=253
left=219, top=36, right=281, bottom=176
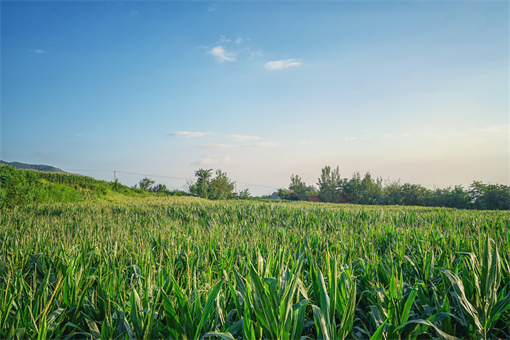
left=1, top=1, right=508, bottom=195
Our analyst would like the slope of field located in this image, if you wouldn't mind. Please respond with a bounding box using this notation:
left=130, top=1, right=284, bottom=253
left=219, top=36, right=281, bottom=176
left=0, top=197, right=509, bottom=339
left=0, top=165, right=154, bottom=208
left=0, top=160, right=66, bottom=173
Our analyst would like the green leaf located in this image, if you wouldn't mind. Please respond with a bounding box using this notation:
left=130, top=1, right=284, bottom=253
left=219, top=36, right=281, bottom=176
left=201, top=331, right=236, bottom=340
left=194, top=279, right=225, bottom=340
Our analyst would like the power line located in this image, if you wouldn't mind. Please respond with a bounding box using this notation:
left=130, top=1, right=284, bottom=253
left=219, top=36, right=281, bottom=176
left=115, top=171, right=190, bottom=181
left=63, top=168, right=279, bottom=191
left=236, top=180, right=278, bottom=190
left=64, top=169, right=112, bottom=173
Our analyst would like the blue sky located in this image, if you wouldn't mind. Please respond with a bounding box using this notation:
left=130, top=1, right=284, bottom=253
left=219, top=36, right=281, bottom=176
left=1, top=1, right=508, bottom=195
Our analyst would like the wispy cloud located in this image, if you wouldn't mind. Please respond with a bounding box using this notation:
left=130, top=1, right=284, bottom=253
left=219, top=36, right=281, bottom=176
left=172, top=131, right=214, bottom=138
left=130, top=10, right=139, bottom=16
left=75, top=134, right=86, bottom=138
left=207, top=4, right=218, bottom=12
left=235, top=37, right=243, bottom=44
left=209, top=46, right=236, bottom=63
left=265, top=59, right=302, bottom=70
left=194, top=141, right=278, bottom=149
left=195, top=155, right=231, bottom=166
left=38, top=151, right=51, bottom=156
left=247, top=142, right=278, bottom=147
left=196, top=143, right=237, bottom=149
left=218, top=35, right=231, bottom=44
left=227, top=134, right=261, bottom=142
left=29, top=49, right=45, bottom=54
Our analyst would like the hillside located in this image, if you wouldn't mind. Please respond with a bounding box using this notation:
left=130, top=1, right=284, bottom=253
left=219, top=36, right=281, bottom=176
left=0, top=164, right=157, bottom=207
left=0, top=160, right=66, bottom=173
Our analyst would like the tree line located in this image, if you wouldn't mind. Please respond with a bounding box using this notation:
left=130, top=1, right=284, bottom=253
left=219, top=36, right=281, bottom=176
left=279, top=165, right=510, bottom=210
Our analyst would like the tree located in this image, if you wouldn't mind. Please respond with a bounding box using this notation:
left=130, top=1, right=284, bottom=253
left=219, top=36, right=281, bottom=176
left=150, top=183, right=168, bottom=193
left=429, top=185, right=470, bottom=209
left=190, top=168, right=213, bottom=198
left=317, top=166, right=343, bottom=203
left=209, top=170, right=235, bottom=200
left=138, top=177, right=155, bottom=191
left=382, top=179, right=404, bottom=205
left=470, top=181, right=510, bottom=210
left=400, top=183, right=430, bottom=206
left=289, top=174, right=308, bottom=200
left=238, top=188, right=251, bottom=200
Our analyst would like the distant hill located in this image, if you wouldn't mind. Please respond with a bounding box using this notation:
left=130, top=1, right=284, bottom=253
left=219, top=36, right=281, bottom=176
left=0, top=160, right=67, bottom=173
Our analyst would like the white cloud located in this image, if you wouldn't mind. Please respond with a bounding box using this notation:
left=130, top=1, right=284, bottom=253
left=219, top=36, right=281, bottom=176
left=75, top=134, right=86, bottom=138
left=172, top=131, right=214, bottom=138
left=197, top=156, right=231, bottom=166
left=265, top=59, right=302, bottom=70
left=250, top=51, right=263, bottom=57
left=29, top=49, right=45, bottom=54
left=227, top=134, right=262, bottom=142
left=235, top=37, right=243, bottom=44
left=209, top=46, right=236, bottom=63
left=38, top=151, right=51, bottom=156
left=218, top=36, right=231, bottom=44
left=207, top=4, right=218, bottom=12
left=249, top=142, right=278, bottom=147
left=130, top=10, right=139, bottom=16
left=196, top=143, right=237, bottom=149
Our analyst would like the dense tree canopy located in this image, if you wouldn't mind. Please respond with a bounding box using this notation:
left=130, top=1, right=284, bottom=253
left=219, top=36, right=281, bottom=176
left=280, top=165, right=509, bottom=210
left=190, top=168, right=235, bottom=200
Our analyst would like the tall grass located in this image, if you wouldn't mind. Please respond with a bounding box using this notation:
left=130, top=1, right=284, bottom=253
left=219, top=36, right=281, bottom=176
left=0, top=197, right=509, bottom=339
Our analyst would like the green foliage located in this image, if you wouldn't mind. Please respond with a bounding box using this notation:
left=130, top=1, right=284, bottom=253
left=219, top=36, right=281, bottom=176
left=289, top=174, right=308, bottom=200
left=0, top=165, right=37, bottom=207
left=209, top=170, right=235, bottom=200
left=470, top=181, right=510, bottom=210
left=1, top=197, right=509, bottom=339
left=309, top=165, right=509, bottom=210
left=238, top=188, right=251, bottom=200
left=138, top=177, right=155, bottom=191
left=190, top=168, right=213, bottom=198
left=190, top=169, right=234, bottom=200
left=0, top=165, right=149, bottom=208
left=344, top=172, right=382, bottom=205
left=317, top=166, right=343, bottom=203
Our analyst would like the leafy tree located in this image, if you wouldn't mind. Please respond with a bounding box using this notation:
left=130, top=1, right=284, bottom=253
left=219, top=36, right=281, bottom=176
left=382, top=180, right=404, bottom=205
left=317, top=166, right=343, bottom=203
left=343, top=172, right=362, bottom=203
left=360, top=172, right=383, bottom=204
left=138, top=177, right=155, bottom=191
left=289, top=174, right=308, bottom=200
left=238, top=188, right=251, bottom=200
left=470, top=181, right=510, bottom=210
left=150, top=183, right=168, bottom=193
left=277, top=188, right=297, bottom=200
left=209, top=169, right=235, bottom=200
left=400, top=183, right=431, bottom=206
left=429, top=185, right=470, bottom=209
left=190, top=168, right=213, bottom=198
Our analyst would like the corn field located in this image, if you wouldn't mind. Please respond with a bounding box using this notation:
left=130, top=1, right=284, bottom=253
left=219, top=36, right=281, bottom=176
left=0, top=197, right=509, bottom=339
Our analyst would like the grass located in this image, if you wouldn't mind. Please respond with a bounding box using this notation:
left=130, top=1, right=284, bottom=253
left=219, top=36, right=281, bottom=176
left=0, top=197, right=509, bottom=339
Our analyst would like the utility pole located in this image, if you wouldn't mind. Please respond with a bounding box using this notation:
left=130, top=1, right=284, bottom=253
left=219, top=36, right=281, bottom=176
left=114, top=171, right=116, bottom=181
left=234, top=181, right=237, bottom=195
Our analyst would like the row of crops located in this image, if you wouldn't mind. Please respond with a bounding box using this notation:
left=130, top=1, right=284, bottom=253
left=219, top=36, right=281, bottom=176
left=0, top=197, right=509, bottom=339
